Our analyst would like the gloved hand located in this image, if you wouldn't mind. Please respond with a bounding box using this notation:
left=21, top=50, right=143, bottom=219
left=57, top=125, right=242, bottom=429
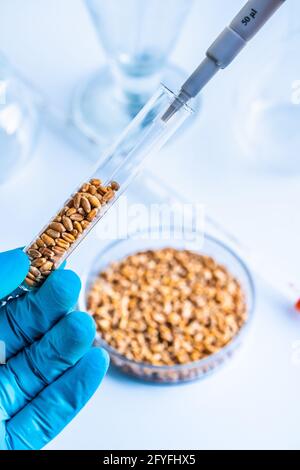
left=0, top=248, right=109, bottom=450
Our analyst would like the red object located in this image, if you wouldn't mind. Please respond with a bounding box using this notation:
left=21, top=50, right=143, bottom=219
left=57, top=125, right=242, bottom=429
left=295, top=299, right=300, bottom=312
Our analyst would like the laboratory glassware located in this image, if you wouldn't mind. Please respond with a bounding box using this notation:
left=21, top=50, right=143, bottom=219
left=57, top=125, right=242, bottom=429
left=234, top=0, right=299, bottom=173
left=0, top=53, right=39, bottom=183
left=22, top=85, right=193, bottom=290
left=73, top=0, right=194, bottom=147
left=79, top=229, right=255, bottom=383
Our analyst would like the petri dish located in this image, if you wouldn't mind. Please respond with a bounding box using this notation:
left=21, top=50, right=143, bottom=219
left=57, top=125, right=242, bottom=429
left=79, top=228, right=255, bottom=383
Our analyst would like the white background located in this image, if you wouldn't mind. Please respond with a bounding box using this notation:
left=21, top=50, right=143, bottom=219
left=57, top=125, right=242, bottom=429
left=0, top=0, right=300, bottom=450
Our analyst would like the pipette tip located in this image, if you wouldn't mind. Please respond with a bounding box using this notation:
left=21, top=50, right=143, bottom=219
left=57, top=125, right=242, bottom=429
left=161, top=98, right=184, bottom=123
left=161, top=89, right=191, bottom=123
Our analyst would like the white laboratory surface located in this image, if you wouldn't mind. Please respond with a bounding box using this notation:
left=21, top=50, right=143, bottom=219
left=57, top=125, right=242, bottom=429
left=0, top=0, right=299, bottom=450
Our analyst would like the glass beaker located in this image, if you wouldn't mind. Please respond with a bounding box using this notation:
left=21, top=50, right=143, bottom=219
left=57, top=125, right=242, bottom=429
left=233, top=1, right=300, bottom=174
left=73, top=0, right=194, bottom=147
left=0, top=53, right=39, bottom=184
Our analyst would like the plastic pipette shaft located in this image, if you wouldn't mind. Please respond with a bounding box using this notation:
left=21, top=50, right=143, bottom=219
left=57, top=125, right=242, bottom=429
left=163, top=0, right=286, bottom=121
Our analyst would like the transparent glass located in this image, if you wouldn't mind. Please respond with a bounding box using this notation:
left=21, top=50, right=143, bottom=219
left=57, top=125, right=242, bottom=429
left=79, top=230, right=255, bottom=383
left=0, top=53, right=39, bottom=183
left=73, top=0, right=195, bottom=146
left=21, top=85, right=193, bottom=290
left=233, top=2, right=300, bottom=173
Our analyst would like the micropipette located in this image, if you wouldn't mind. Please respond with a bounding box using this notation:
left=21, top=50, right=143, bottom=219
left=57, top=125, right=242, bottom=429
left=161, top=0, right=300, bottom=310
left=163, top=0, right=287, bottom=121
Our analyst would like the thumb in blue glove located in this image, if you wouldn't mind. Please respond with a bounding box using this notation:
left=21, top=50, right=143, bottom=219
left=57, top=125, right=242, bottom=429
left=0, top=248, right=109, bottom=450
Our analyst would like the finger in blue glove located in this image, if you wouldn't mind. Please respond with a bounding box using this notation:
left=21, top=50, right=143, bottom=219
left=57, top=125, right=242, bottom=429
left=6, top=348, right=109, bottom=450
left=0, top=249, right=29, bottom=299
left=0, top=269, right=81, bottom=358
left=0, top=311, right=96, bottom=419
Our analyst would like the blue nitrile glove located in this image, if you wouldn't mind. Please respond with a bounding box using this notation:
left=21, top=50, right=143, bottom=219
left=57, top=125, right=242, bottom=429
left=0, top=248, right=109, bottom=450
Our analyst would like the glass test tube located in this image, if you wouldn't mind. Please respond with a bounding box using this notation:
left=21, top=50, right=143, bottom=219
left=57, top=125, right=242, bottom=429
left=23, top=85, right=193, bottom=290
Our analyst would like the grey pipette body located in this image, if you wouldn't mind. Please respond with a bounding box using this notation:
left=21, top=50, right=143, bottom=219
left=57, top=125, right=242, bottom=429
left=162, top=0, right=287, bottom=122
